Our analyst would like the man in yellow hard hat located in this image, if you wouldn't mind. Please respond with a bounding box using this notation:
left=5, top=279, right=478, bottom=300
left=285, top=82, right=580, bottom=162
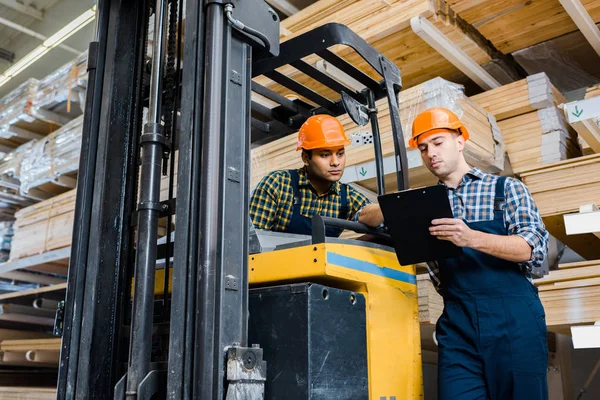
left=249, top=114, right=382, bottom=237
left=368, top=107, right=550, bottom=399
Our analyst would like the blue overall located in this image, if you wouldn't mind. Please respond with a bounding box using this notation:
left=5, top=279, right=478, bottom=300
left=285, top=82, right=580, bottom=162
left=436, top=176, right=548, bottom=400
left=283, top=169, right=349, bottom=238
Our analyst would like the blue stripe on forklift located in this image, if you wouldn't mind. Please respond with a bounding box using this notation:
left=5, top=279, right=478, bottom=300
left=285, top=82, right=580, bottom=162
left=326, top=252, right=417, bottom=285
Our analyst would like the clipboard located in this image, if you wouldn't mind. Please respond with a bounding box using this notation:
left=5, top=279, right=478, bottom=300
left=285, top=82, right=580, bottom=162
left=378, top=185, right=463, bottom=265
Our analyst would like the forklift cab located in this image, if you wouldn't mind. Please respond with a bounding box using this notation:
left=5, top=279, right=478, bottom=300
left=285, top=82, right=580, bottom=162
left=58, top=1, right=421, bottom=398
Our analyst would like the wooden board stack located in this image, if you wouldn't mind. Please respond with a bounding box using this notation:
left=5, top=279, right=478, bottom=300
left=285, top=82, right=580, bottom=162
left=251, top=77, right=504, bottom=192
left=0, top=79, right=66, bottom=145
left=19, top=115, right=83, bottom=197
left=34, top=52, right=88, bottom=121
left=471, top=73, right=566, bottom=121
left=520, top=154, right=600, bottom=260
left=447, top=0, right=600, bottom=54
left=0, top=387, right=56, bottom=400
left=0, top=338, right=61, bottom=367
left=499, top=107, right=581, bottom=174
left=534, top=260, right=600, bottom=333
left=256, top=0, right=494, bottom=99
left=9, top=189, right=76, bottom=260
left=578, top=84, right=600, bottom=155
left=417, top=274, right=443, bottom=324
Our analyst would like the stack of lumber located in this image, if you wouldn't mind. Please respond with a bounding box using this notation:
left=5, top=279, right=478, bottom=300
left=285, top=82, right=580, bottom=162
left=0, top=338, right=61, bottom=367
left=520, top=154, right=600, bottom=260
left=251, top=77, right=504, bottom=192
left=0, top=221, right=13, bottom=263
left=9, top=189, right=76, bottom=260
left=19, top=115, right=83, bottom=197
left=0, top=304, right=56, bottom=327
left=499, top=107, right=581, bottom=174
left=534, top=260, right=600, bottom=332
left=0, top=79, right=65, bottom=143
left=447, top=0, right=600, bottom=54
left=0, top=141, right=39, bottom=206
left=417, top=274, right=443, bottom=324
left=471, top=73, right=566, bottom=121
left=256, top=0, right=495, bottom=99
left=578, top=84, right=600, bottom=155
left=33, top=52, right=87, bottom=120
left=0, top=388, right=56, bottom=399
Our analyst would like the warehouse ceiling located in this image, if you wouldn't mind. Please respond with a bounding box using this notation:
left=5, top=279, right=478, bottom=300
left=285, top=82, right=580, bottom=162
left=0, top=0, right=95, bottom=98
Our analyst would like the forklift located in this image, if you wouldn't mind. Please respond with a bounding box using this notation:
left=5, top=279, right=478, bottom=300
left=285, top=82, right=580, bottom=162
left=56, top=0, right=422, bottom=399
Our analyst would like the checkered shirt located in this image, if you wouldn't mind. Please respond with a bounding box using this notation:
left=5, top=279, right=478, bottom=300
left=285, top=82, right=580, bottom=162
left=249, top=168, right=370, bottom=232
left=426, top=168, right=549, bottom=292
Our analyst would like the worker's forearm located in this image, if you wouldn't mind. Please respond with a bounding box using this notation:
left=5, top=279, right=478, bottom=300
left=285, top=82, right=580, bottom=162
left=470, top=231, right=532, bottom=263
left=358, top=204, right=384, bottom=227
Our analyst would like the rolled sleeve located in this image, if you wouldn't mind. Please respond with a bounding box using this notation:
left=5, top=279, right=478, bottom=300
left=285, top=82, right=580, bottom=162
left=346, top=185, right=371, bottom=222
left=505, top=178, right=549, bottom=272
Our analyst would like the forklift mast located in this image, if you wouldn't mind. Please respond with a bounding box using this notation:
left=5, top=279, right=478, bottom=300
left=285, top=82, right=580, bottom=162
left=57, top=0, right=408, bottom=399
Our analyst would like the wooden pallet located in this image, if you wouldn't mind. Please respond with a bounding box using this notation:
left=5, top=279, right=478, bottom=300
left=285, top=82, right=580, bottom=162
left=251, top=77, right=504, bottom=192
left=9, top=190, right=76, bottom=261
left=499, top=107, right=581, bottom=174
left=520, top=154, right=600, bottom=260
left=470, top=73, right=565, bottom=121
left=447, top=0, right=600, bottom=54
left=534, top=260, right=600, bottom=332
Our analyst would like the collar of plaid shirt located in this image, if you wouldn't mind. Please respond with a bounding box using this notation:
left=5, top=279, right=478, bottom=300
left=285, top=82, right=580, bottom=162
left=437, top=167, right=485, bottom=188
left=296, top=167, right=342, bottom=196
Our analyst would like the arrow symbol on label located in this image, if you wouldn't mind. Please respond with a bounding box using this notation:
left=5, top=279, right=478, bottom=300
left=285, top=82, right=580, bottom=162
left=359, top=167, right=367, bottom=177
left=573, top=105, right=583, bottom=118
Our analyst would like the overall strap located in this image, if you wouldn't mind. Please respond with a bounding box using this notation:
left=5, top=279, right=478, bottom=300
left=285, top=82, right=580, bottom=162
left=338, top=184, right=349, bottom=220
left=493, top=176, right=507, bottom=218
left=288, top=169, right=302, bottom=206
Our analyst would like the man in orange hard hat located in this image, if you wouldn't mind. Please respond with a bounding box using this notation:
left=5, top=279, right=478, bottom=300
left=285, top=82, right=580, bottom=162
left=369, top=107, right=549, bottom=399
left=249, top=114, right=382, bottom=237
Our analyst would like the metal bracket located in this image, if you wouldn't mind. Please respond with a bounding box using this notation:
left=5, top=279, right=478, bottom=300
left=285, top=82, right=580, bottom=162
left=227, top=167, right=241, bottom=182
left=225, top=275, right=239, bottom=291
left=231, top=69, right=242, bottom=86
left=225, top=345, right=267, bottom=400
left=114, top=374, right=127, bottom=400
left=53, top=300, right=65, bottom=336
left=137, top=370, right=166, bottom=400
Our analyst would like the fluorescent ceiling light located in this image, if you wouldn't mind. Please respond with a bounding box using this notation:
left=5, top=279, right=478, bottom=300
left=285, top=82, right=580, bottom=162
left=0, top=5, right=97, bottom=89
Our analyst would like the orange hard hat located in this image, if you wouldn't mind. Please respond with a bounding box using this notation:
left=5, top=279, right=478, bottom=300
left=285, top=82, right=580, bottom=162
left=408, top=107, right=470, bottom=148
left=296, top=115, right=351, bottom=151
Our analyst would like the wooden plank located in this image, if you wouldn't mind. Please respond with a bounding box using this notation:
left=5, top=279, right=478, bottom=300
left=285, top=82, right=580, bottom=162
left=0, top=283, right=67, bottom=302
left=447, top=0, right=600, bottom=54
left=0, top=338, right=62, bottom=352
left=0, top=387, right=56, bottom=400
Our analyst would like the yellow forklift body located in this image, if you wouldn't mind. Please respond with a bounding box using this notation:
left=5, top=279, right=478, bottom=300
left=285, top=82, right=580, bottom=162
left=151, top=242, right=424, bottom=399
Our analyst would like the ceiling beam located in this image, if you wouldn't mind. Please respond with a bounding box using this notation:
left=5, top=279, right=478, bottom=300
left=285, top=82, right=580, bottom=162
left=0, top=16, right=81, bottom=55
left=265, top=0, right=299, bottom=17
left=558, top=0, right=600, bottom=57
left=0, top=0, right=44, bottom=21
left=410, top=15, right=501, bottom=90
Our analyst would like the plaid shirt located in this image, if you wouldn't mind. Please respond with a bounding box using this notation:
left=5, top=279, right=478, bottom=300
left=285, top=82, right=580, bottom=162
left=426, top=168, right=549, bottom=292
left=250, top=168, right=370, bottom=232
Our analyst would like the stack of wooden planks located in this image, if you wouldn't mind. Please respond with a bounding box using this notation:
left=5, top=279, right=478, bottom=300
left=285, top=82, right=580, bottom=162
left=256, top=0, right=495, bottom=100
left=19, top=115, right=83, bottom=197
left=0, top=387, right=56, bottom=399
left=9, top=189, right=76, bottom=260
left=534, top=260, right=600, bottom=333
left=417, top=274, right=443, bottom=324
left=34, top=53, right=87, bottom=120
left=251, top=77, right=504, bottom=192
left=577, top=84, right=600, bottom=155
left=0, top=338, right=61, bottom=367
left=447, top=0, right=600, bottom=54
left=471, top=73, right=566, bottom=121
left=520, top=154, right=600, bottom=260
left=0, top=79, right=67, bottom=144
left=499, top=107, right=580, bottom=174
